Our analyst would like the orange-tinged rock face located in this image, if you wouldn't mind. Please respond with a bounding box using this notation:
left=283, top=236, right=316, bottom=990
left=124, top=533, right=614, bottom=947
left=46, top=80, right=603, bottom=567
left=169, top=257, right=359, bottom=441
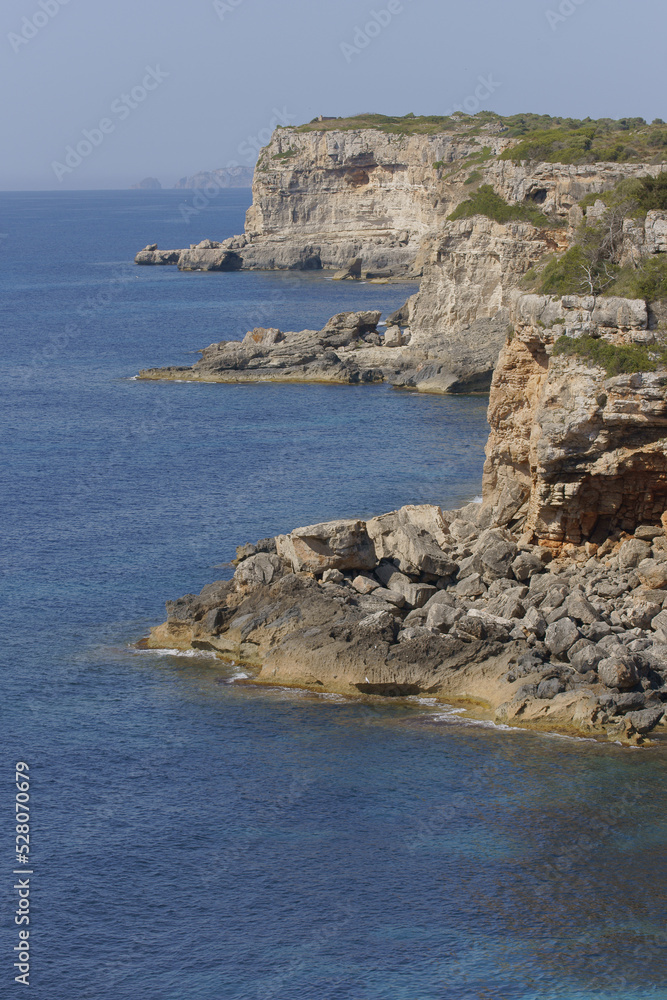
left=482, top=293, right=667, bottom=546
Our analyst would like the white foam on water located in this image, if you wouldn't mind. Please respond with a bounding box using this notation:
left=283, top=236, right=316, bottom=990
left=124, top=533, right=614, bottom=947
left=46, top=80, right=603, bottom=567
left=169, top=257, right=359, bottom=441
left=428, top=706, right=525, bottom=732
left=473, top=495, right=483, bottom=504
left=132, top=646, right=221, bottom=660
left=542, top=730, right=600, bottom=745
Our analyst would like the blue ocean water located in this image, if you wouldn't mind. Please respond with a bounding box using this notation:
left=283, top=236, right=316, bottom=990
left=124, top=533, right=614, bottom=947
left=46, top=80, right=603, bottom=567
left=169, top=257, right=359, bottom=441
left=1, top=190, right=666, bottom=1000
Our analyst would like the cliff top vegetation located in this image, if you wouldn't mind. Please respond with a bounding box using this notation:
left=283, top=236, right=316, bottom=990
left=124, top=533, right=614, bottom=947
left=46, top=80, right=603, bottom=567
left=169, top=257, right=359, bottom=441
left=289, top=112, right=667, bottom=164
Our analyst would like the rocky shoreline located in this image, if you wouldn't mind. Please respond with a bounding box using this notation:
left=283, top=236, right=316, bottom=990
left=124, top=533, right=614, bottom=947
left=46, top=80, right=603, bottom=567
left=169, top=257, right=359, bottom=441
left=141, top=498, right=667, bottom=746
left=137, top=309, right=491, bottom=394
left=140, top=287, right=667, bottom=746
left=134, top=117, right=667, bottom=744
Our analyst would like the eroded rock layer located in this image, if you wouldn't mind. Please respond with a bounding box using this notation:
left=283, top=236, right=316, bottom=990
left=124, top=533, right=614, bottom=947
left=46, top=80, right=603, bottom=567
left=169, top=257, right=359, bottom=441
left=483, top=293, right=667, bottom=545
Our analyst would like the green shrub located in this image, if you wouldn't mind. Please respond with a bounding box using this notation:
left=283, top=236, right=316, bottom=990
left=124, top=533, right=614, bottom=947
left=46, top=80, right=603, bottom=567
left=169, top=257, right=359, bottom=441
left=636, top=173, right=667, bottom=211
left=608, top=256, right=667, bottom=301
left=552, top=335, right=667, bottom=375
left=272, top=147, right=297, bottom=160
left=466, top=145, right=493, bottom=162
left=464, top=170, right=482, bottom=185
left=448, top=185, right=552, bottom=226
left=498, top=118, right=667, bottom=165
left=537, top=248, right=587, bottom=294
left=289, top=113, right=667, bottom=165
left=578, top=173, right=667, bottom=218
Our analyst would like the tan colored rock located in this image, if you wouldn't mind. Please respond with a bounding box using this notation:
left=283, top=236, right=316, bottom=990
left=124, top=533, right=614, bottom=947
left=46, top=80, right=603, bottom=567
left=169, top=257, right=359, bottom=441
left=482, top=293, right=667, bottom=544
left=276, top=519, right=376, bottom=574
left=635, top=559, right=667, bottom=591
left=332, top=257, right=362, bottom=280
left=383, top=325, right=403, bottom=347
left=240, top=130, right=664, bottom=274
left=366, top=505, right=455, bottom=577
left=351, top=574, right=379, bottom=594
left=402, top=217, right=568, bottom=392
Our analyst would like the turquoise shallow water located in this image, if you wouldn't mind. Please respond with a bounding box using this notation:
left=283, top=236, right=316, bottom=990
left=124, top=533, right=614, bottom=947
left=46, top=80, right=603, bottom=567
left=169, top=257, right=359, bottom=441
left=1, top=191, right=666, bottom=999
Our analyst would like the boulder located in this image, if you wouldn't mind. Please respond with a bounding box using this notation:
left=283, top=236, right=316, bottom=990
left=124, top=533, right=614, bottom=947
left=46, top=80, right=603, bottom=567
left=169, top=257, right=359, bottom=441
left=322, top=311, right=382, bottom=335
left=322, top=569, right=345, bottom=584
left=569, top=641, right=605, bottom=674
left=375, top=563, right=436, bottom=608
left=565, top=592, right=599, bottom=625
left=368, top=587, right=406, bottom=608
left=383, top=325, right=403, bottom=347
left=651, top=608, right=667, bottom=641
left=537, top=678, right=565, bottom=700
left=545, top=617, right=581, bottom=658
left=351, top=573, right=379, bottom=594
left=242, top=328, right=285, bottom=347
left=454, top=573, right=486, bottom=598
left=455, top=615, right=487, bottom=640
left=625, top=706, right=665, bottom=734
left=600, top=691, right=647, bottom=714
left=497, top=592, right=526, bottom=621
left=618, top=538, right=652, bottom=570
left=234, top=553, right=283, bottom=588
left=276, top=519, right=376, bottom=574
left=597, top=654, right=639, bottom=690
left=472, top=528, right=518, bottom=581
left=332, top=257, right=362, bottom=280
left=634, top=525, right=663, bottom=540
left=521, top=606, right=547, bottom=639
left=423, top=591, right=457, bottom=611
left=366, top=505, right=455, bottom=577
left=511, top=551, right=544, bottom=581
left=627, top=600, right=661, bottom=629
left=637, top=559, right=667, bottom=590
left=426, top=604, right=464, bottom=631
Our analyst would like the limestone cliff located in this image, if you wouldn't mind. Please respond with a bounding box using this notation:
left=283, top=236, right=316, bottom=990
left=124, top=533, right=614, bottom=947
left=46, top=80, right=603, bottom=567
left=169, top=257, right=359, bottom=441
left=136, top=125, right=662, bottom=275
left=482, top=293, right=667, bottom=545
left=398, top=217, right=569, bottom=391
left=134, top=119, right=667, bottom=390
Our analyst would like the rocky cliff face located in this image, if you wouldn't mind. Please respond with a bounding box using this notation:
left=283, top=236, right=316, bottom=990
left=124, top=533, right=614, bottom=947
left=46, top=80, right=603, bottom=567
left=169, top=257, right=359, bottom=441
left=136, top=125, right=663, bottom=275
left=239, top=127, right=509, bottom=272
left=399, top=217, right=569, bottom=391
left=483, top=293, right=667, bottom=545
left=240, top=130, right=663, bottom=273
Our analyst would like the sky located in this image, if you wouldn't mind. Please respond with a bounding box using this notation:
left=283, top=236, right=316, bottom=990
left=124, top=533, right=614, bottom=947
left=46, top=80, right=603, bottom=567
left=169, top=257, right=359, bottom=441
left=1, top=0, right=666, bottom=190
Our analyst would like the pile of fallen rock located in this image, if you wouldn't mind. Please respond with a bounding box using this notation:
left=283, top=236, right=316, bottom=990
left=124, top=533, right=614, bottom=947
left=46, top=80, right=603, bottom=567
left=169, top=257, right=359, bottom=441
left=151, top=502, right=667, bottom=744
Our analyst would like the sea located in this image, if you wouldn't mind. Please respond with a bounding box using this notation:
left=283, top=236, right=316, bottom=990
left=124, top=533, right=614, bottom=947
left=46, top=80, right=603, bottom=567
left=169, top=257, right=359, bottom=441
left=1, top=189, right=666, bottom=1000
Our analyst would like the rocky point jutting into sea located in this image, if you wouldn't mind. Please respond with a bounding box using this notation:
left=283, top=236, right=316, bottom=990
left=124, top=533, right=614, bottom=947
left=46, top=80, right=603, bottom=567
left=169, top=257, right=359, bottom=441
left=135, top=113, right=667, bottom=393
left=138, top=114, right=667, bottom=743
